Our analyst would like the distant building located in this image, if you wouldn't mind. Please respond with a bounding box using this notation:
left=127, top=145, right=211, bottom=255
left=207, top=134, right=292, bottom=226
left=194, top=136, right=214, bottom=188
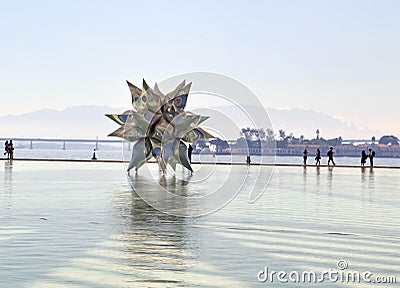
left=232, top=141, right=400, bottom=158
left=193, top=139, right=400, bottom=158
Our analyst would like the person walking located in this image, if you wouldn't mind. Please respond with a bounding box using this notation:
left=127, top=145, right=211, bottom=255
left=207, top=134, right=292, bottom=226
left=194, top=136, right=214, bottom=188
left=327, top=147, right=335, bottom=166
left=315, top=148, right=321, bottom=165
left=361, top=150, right=368, bottom=166
left=368, top=148, right=375, bottom=167
left=303, top=149, right=308, bottom=165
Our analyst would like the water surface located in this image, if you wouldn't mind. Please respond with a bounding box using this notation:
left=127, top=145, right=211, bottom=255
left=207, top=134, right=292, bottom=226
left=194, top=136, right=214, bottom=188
left=0, top=161, right=399, bottom=287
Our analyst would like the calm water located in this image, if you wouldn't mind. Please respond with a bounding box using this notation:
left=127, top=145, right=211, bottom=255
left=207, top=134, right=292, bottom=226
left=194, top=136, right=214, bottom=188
left=7, top=148, right=400, bottom=167
left=0, top=160, right=399, bottom=287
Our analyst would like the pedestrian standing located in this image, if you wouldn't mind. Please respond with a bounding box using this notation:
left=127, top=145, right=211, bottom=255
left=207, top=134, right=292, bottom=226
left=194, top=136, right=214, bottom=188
left=9, top=140, right=14, bottom=160
left=188, top=144, right=193, bottom=163
left=246, top=155, right=251, bottom=165
left=368, top=148, right=375, bottom=167
left=4, top=140, right=9, bottom=159
left=361, top=150, right=368, bottom=166
left=303, top=149, right=308, bottom=165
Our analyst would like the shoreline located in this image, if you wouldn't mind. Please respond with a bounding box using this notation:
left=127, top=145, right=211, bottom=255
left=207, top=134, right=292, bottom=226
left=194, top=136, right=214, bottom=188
left=1, top=158, right=400, bottom=169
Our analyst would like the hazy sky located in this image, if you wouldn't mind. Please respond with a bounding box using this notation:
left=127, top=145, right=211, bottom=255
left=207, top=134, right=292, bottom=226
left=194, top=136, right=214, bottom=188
left=1, top=0, right=399, bottom=136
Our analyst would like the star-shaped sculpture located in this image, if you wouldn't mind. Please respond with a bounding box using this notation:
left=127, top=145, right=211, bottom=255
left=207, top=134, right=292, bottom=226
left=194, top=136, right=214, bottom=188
left=106, top=79, right=214, bottom=173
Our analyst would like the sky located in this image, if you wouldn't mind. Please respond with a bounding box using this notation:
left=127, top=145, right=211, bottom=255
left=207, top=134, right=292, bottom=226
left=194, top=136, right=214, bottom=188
left=0, top=0, right=399, bottom=137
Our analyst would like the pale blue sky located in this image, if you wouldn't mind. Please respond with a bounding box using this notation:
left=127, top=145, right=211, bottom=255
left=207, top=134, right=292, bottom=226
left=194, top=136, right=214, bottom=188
left=1, top=0, right=399, bottom=136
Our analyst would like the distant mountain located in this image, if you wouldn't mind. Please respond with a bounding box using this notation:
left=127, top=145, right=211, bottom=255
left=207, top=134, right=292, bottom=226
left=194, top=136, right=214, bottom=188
left=267, top=107, right=381, bottom=139
left=0, top=105, right=381, bottom=140
left=0, top=105, right=125, bottom=138
left=191, top=105, right=381, bottom=140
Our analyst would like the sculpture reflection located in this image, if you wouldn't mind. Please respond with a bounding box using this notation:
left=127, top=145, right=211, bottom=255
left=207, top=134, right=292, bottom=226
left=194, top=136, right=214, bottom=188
left=110, top=183, right=194, bottom=285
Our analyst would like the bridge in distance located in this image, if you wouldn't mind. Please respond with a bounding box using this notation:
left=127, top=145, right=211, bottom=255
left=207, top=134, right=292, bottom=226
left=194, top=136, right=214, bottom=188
left=0, top=137, right=125, bottom=150
left=0, top=137, right=373, bottom=150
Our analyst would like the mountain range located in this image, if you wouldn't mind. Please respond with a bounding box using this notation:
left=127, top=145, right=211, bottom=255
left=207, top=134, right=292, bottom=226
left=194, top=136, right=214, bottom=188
left=0, top=105, right=381, bottom=140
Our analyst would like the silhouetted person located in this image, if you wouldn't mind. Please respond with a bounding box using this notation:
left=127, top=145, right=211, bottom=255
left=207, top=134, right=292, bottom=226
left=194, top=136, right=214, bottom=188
left=361, top=150, right=368, bottom=166
left=315, top=148, right=321, bottom=165
left=9, top=140, right=14, bottom=160
left=246, top=155, right=251, bottom=165
left=303, top=149, right=308, bottom=165
left=369, top=148, right=375, bottom=167
left=188, top=144, right=193, bottom=163
left=4, top=140, right=9, bottom=159
left=91, top=149, right=97, bottom=160
left=327, top=147, right=335, bottom=166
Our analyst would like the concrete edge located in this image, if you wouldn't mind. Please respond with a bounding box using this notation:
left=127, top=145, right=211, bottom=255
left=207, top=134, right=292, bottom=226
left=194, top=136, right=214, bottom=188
left=1, top=158, right=399, bottom=169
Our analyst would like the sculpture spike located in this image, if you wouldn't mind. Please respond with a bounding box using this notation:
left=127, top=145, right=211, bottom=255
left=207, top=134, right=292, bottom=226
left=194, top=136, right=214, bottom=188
left=126, top=80, right=141, bottom=95
left=142, top=79, right=150, bottom=91
left=127, top=139, right=149, bottom=172
left=166, top=80, right=186, bottom=100
left=154, top=82, right=162, bottom=95
left=182, top=82, right=192, bottom=95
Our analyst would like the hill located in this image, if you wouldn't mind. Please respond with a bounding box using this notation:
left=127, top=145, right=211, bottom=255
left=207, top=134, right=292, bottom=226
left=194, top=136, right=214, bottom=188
left=0, top=105, right=381, bottom=139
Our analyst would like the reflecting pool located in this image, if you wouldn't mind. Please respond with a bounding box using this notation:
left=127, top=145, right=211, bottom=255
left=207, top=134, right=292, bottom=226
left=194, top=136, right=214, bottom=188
left=0, top=161, right=399, bottom=287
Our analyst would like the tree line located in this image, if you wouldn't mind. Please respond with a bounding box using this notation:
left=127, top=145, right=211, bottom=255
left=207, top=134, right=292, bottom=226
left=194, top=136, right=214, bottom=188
left=192, top=128, right=399, bottom=151
left=239, top=127, right=343, bottom=147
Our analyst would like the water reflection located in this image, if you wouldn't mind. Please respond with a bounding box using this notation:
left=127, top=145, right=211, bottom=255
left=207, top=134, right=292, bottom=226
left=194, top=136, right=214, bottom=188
left=4, top=160, right=13, bottom=194
left=128, top=173, right=191, bottom=215
left=361, top=167, right=375, bottom=186
left=368, top=167, right=375, bottom=190
left=316, top=166, right=320, bottom=194
left=361, top=167, right=367, bottom=191
left=111, top=186, right=194, bottom=286
left=126, top=165, right=247, bottom=217
left=302, top=166, right=307, bottom=193
left=360, top=167, right=375, bottom=204
left=327, top=166, right=333, bottom=192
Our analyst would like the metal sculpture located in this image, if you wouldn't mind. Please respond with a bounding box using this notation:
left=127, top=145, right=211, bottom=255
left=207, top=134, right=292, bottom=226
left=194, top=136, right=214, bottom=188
left=107, top=79, right=214, bottom=173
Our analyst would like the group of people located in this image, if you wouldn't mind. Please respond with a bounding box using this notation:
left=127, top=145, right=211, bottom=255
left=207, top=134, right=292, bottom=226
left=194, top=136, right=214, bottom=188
left=361, top=148, right=376, bottom=166
left=303, top=148, right=326, bottom=165
left=3, top=140, right=14, bottom=160
left=303, top=147, right=376, bottom=167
